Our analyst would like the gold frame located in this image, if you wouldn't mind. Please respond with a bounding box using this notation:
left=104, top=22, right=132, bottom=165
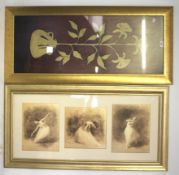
left=4, top=84, right=168, bottom=171
left=5, top=6, right=173, bottom=85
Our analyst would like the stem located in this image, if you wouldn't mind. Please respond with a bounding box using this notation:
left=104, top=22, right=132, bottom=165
left=57, top=43, right=136, bottom=46
left=107, top=45, right=120, bottom=58
left=98, top=33, right=102, bottom=44
left=92, top=46, right=98, bottom=54
left=69, top=45, right=74, bottom=56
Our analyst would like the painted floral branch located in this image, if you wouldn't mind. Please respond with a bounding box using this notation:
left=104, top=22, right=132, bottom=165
left=30, top=20, right=141, bottom=70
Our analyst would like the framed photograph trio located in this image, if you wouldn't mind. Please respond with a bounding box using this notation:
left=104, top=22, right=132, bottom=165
left=4, top=85, right=168, bottom=171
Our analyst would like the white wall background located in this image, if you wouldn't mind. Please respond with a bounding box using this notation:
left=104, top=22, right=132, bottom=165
left=0, top=0, right=178, bottom=175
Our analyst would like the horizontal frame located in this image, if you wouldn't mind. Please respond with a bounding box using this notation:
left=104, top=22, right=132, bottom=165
left=5, top=85, right=168, bottom=171
left=5, top=6, right=173, bottom=84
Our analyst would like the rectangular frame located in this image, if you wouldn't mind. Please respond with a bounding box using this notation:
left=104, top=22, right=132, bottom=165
left=5, top=85, right=168, bottom=171
left=5, top=6, right=173, bottom=84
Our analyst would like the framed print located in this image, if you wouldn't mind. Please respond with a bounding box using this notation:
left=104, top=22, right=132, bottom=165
left=4, top=85, right=168, bottom=171
left=5, top=6, right=173, bottom=84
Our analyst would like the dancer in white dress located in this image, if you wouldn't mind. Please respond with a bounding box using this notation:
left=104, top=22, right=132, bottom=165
left=75, top=120, right=101, bottom=147
left=31, top=113, right=50, bottom=143
left=124, top=117, right=140, bottom=148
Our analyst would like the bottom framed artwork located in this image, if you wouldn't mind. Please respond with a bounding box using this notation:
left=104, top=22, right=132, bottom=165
left=4, top=85, right=168, bottom=171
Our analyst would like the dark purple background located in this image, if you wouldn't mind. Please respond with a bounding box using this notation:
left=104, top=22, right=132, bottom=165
left=14, top=16, right=164, bottom=74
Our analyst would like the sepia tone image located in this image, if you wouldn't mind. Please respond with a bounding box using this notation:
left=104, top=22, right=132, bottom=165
left=22, top=103, right=59, bottom=151
left=112, top=104, right=150, bottom=153
left=65, top=107, right=106, bottom=149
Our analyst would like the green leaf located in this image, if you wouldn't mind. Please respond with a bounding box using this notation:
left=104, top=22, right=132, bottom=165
left=68, top=31, right=78, bottom=38
left=63, top=55, right=70, bottom=65
left=55, top=56, right=64, bottom=62
left=69, top=20, right=78, bottom=30
left=97, top=56, right=106, bottom=70
left=113, top=29, right=120, bottom=33
left=102, top=54, right=110, bottom=60
left=87, top=53, right=96, bottom=64
left=79, top=28, right=86, bottom=38
left=101, top=35, right=112, bottom=43
left=88, top=35, right=97, bottom=41
left=73, top=51, right=82, bottom=59
left=58, top=51, right=67, bottom=57
left=99, top=24, right=105, bottom=36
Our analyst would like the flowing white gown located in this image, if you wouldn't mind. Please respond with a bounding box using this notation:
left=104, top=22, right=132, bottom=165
left=33, top=123, right=50, bottom=143
left=75, top=127, right=100, bottom=147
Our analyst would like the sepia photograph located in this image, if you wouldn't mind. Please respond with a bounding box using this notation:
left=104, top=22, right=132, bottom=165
left=65, top=107, right=106, bottom=149
left=22, top=103, right=59, bottom=151
left=112, top=104, right=150, bottom=153
left=5, top=85, right=168, bottom=170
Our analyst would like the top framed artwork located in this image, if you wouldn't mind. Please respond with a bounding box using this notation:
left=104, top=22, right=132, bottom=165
left=5, top=6, right=173, bottom=84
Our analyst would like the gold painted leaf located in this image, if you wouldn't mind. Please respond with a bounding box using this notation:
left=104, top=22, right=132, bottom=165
left=101, top=35, right=112, bottom=43
left=79, top=28, right=86, bottom=38
left=88, top=35, right=97, bottom=41
left=55, top=56, right=63, bottom=62
left=133, top=47, right=140, bottom=55
left=113, top=29, right=120, bottom=33
left=112, top=52, right=126, bottom=63
left=73, top=51, right=82, bottom=59
left=63, top=55, right=70, bottom=65
left=68, top=31, right=78, bottom=38
left=102, top=54, right=110, bottom=60
left=69, top=20, right=78, bottom=30
left=58, top=51, right=67, bottom=57
left=112, top=59, right=118, bottom=64
left=87, top=53, right=96, bottom=64
left=117, top=23, right=132, bottom=32
left=97, top=56, right=106, bottom=70
left=116, top=59, right=131, bottom=69
left=112, top=52, right=130, bottom=69
left=99, top=24, right=105, bottom=36
left=132, top=35, right=141, bottom=55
